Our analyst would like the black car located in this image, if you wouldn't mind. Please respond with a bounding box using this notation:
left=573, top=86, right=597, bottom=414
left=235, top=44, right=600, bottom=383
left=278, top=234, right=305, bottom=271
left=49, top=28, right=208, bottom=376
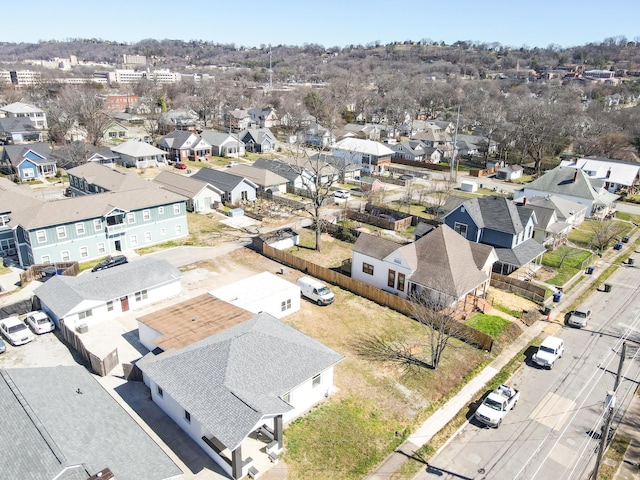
left=91, top=255, right=128, bottom=272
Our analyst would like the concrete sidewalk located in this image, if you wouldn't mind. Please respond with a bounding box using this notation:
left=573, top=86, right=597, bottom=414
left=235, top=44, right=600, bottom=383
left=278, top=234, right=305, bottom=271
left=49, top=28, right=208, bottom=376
left=612, top=390, right=640, bottom=480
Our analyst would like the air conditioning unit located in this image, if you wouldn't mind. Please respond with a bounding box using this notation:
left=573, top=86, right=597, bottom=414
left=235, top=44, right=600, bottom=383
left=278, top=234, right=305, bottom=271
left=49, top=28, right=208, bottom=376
left=0, top=251, right=6, bottom=257
left=7, top=248, right=16, bottom=255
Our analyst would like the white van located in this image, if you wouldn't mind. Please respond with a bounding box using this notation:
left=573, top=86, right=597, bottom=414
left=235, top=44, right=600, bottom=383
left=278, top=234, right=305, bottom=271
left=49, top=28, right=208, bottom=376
left=296, top=276, right=335, bottom=306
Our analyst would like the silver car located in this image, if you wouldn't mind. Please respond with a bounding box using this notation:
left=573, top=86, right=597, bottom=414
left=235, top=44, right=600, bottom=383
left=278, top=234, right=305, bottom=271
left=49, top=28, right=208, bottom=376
left=0, top=316, right=34, bottom=346
left=568, top=306, right=592, bottom=328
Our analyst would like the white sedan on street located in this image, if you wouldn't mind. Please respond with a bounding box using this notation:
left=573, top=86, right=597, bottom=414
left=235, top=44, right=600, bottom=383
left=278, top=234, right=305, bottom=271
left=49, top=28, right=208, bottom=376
left=24, top=310, right=55, bottom=334
left=333, top=189, right=351, bottom=199
left=0, top=316, right=34, bottom=346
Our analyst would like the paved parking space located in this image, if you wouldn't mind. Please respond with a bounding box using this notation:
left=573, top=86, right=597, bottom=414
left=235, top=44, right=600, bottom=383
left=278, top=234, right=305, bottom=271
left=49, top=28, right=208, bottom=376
left=0, top=329, right=80, bottom=368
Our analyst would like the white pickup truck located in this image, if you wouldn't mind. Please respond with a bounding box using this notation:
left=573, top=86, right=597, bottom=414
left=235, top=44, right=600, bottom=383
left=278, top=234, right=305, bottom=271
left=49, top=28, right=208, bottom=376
left=474, top=384, right=520, bottom=428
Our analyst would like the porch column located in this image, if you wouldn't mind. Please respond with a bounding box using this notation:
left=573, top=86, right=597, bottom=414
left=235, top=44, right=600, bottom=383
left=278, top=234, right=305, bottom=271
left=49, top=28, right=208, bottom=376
left=231, top=446, right=243, bottom=479
left=274, top=414, right=284, bottom=450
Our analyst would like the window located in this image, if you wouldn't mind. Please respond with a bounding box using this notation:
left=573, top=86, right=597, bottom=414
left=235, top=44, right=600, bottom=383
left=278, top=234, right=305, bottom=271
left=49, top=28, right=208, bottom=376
left=388, top=269, right=396, bottom=288
left=36, top=230, right=46, bottom=243
left=397, top=273, right=406, bottom=292
left=142, top=209, right=151, bottom=221
left=173, top=203, right=181, bottom=215
left=363, top=263, right=374, bottom=275
left=97, top=242, right=106, bottom=254
left=144, top=232, right=152, bottom=243
left=61, top=251, right=70, bottom=261
left=135, top=289, right=148, bottom=301
left=157, top=385, right=163, bottom=398
left=56, top=226, right=67, bottom=239
left=527, top=225, right=532, bottom=238
left=79, top=246, right=88, bottom=258
left=159, top=206, right=164, bottom=215
left=454, top=222, right=468, bottom=238
left=281, top=299, right=292, bottom=312
left=184, top=410, right=191, bottom=423
left=130, top=235, right=138, bottom=246
left=75, top=223, right=85, bottom=235
left=107, top=300, right=114, bottom=312
left=93, top=219, right=103, bottom=231
left=312, top=374, right=321, bottom=388
left=127, top=212, right=135, bottom=224
left=78, top=309, right=93, bottom=319
left=176, top=225, right=182, bottom=235
left=41, top=255, right=51, bottom=264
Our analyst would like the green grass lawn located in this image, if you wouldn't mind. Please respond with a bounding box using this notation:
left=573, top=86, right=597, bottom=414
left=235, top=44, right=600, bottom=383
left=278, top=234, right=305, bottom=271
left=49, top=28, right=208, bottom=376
left=465, top=314, right=512, bottom=338
left=615, top=211, right=640, bottom=224
left=542, top=246, right=593, bottom=286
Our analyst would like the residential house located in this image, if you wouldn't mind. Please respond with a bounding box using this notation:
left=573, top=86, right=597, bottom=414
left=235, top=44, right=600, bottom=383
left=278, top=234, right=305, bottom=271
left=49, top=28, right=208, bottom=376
left=317, top=153, right=362, bottom=181
left=422, top=146, right=442, bottom=163
left=332, top=137, right=394, bottom=175
left=153, top=170, right=223, bottom=213
left=67, top=162, right=151, bottom=196
left=239, top=128, right=277, bottom=154
left=443, top=196, right=546, bottom=276
left=496, top=164, right=524, bottom=181
left=559, top=157, right=640, bottom=194
left=102, top=120, right=128, bottom=143
left=252, top=157, right=310, bottom=189
left=351, top=225, right=496, bottom=305
left=0, top=101, right=47, bottom=129
left=0, top=179, right=41, bottom=259
left=248, top=107, right=280, bottom=128
left=389, top=140, right=426, bottom=161
left=512, top=165, right=619, bottom=218
left=225, top=109, right=254, bottom=132
left=137, top=312, right=343, bottom=480
left=411, top=123, right=453, bottom=159
left=226, top=164, right=289, bottom=194
left=158, top=109, right=198, bottom=134
left=200, top=130, right=245, bottom=158
left=51, top=143, right=119, bottom=168
left=192, top=168, right=258, bottom=203
left=111, top=139, right=168, bottom=168
left=455, top=133, right=498, bottom=157
left=34, top=257, right=182, bottom=330
left=342, top=123, right=381, bottom=141
left=0, top=116, right=44, bottom=144
left=517, top=199, right=571, bottom=248
left=0, top=365, right=182, bottom=480
left=359, top=176, right=383, bottom=192
left=525, top=195, right=587, bottom=227
left=0, top=142, right=56, bottom=180
left=0, top=174, right=188, bottom=266
left=253, top=155, right=339, bottom=189
left=157, top=130, right=212, bottom=163
left=210, top=272, right=301, bottom=319
left=302, top=123, right=335, bottom=148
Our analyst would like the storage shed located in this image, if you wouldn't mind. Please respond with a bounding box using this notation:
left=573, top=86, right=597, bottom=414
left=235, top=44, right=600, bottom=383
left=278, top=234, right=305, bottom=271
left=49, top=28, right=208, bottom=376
left=461, top=180, right=478, bottom=192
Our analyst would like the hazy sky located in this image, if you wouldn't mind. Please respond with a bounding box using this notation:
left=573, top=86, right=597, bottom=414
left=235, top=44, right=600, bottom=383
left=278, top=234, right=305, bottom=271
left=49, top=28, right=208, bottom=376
left=5, top=0, right=639, bottom=49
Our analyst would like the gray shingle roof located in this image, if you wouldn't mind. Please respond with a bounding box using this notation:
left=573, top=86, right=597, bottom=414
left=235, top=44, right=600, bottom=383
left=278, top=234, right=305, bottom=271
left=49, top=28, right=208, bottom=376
left=67, top=162, right=152, bottom=192
left=200, top=130, right=243, bottom=147
left=2, top=142, right=52, bottom=166
left=0, top=366, right=181, bottom=480
left=494, top=238, right=546, bottom=267
left=192, top=167, right=256, bottom=191
left=524, top=166, right=616, bottom=202
left=153, top=170, right=220, bottom=198
left=451, top=196, right=527, bottom=235
left=0, top=117, right=39, bottom=134
left=526, top=195, right=587, bottom=222
left=353, top=232, right=406, bottom=260
left=138, top=312, right=344, bottom=451
left=34, top=257, right=181, bottom=319
left=227, top=164, right=288, bottom=187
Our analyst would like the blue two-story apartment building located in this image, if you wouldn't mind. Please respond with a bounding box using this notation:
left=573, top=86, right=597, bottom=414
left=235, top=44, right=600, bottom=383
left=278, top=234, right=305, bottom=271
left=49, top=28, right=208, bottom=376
left=443, top=196, right=546, bottom=276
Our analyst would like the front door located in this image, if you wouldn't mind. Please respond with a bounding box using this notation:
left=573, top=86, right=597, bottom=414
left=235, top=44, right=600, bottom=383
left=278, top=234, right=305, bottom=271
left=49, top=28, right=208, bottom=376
left=115, top=240, right=122, bottom=251
left=120, top=296, right=129, bottom=312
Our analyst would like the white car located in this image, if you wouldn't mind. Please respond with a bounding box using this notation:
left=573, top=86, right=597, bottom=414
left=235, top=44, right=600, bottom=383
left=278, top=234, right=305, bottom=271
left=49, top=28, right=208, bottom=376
left=333, top=189, right=350, bottom=199
left=0, top=316, right=34, bottom=346
left=24, top=310, right=55, bottom=334
left=532, top=335, right=564, bottom=369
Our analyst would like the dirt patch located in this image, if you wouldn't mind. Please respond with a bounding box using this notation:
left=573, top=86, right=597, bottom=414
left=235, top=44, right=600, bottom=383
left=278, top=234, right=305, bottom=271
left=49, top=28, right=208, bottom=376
left=486, top=288, right=541, bottom=315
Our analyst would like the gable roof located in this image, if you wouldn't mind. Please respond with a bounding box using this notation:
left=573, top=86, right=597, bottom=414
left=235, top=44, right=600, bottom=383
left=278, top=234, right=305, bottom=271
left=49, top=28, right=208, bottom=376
left=0, top=101, right=44, bottom=115
left=34, top=257, right=181, bottom=318
left=199, top=129, right=243, bottom=147
left=191, top=167, right=258, bottom=191
left=494, top=238, right=547, bottom=267
left=67, top=162, right=152, bottom=192
left=333, top=137, right=395, bottom=156
left=560, top=157, right=640, bottom=187
left=238, top=128, right=276, bottom=145
left=138, top=312, right=344, bottom=451
left=2, top=143, right=52, bottom=166
left=111, top=139, right=167, bottom=158
left=0, top=366, right=181, bottom=480
left=0, top=117, right=40, bottom=134
left=448, top=196, right=528, bottom=235
left=523, top=165, right=619, bottom=203
left=353, top=232, right=406, bottom=260
left=252, top=157, right=301, bottom=182
left=51, top=143, right=119, bottom=164
left=226, top=164, right=288, bottom=187
left=525, top=195, right=587, bottom=220
left=137, top=293, right=254, bottom=352
left=153, top=170, right=222, bottom=197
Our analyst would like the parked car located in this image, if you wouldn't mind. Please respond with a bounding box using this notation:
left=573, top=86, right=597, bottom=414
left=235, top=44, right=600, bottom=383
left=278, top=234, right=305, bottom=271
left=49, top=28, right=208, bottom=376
left=0, top=338, right=5, bottom=354
left=399, top=173, right=415, bottom=180
left=227, top=161, right=239, bottom=167
left=174, top=162, right=188, bottom=170
left=532, top=336, right=564, bottom=369
left=333, top=189, right=350, bottom=199
left=0, top=316, right=34, bottom=346
left=91, top=255, right=128, bottom=272
left=568, top=305, right=592, bottom=328
left=24, top=310, right=55, bottom=334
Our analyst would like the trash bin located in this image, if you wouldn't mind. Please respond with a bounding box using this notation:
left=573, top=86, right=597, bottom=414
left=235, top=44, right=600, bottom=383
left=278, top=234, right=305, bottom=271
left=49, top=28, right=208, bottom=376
left=604, top=283, right=612, bottom=292
left=622, top=235, right=631, bottom=243
left=586, top=266, right=594, bottom=274
left=552, top=292, right=563, bottom=303
left=544, top=305, right=553, bottom=315
left=628, top=258, right=635, bottom=265
left=614, top=242, right=623, bottom=250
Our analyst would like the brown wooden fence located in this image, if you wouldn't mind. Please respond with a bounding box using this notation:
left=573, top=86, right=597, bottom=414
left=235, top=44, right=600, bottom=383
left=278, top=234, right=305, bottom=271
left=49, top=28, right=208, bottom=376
left=490, top=273, right=546, bottom=304
left=58, top=320, right=119, bottom=376
left=261, top=244, right=493, bottom=351
left=20, top=261, right=79, bottom=286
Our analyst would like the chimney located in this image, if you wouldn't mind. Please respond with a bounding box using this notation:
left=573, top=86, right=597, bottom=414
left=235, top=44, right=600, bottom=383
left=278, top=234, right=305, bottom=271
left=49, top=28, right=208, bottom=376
left=573, top=171, right=578, bottom=183
left=523, top=197, right=528, bottom=205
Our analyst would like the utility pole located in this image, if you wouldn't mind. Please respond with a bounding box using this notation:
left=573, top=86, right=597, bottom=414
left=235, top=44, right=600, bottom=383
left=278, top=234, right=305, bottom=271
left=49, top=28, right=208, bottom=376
left=591, top=342, right=625, bottom=480
left=450, top=105, right=460, bottom=183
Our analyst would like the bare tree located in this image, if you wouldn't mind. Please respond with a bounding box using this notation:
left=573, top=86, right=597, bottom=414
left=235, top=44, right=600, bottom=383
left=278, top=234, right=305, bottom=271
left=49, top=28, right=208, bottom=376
left=589, top=219, right=627, bottom=251
left=58, top=86, right=113, bottom=146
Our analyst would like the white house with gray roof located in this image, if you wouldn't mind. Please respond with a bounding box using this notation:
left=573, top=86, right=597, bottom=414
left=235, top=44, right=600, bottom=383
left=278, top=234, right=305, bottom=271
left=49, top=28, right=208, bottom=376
left=34, top=257, right=182, bottom=330
left=138, top=312, right=343, bottom=480
left=111, top=139, right=168, bottom=168
left=153, top=170, right=223, bottom=213
left=559, top=157, right=640, bottom=193
left=200, top=130, right=245, bottom=157
left=332, top=137, right=394, bottom=175
left=191, top=168, right=258, bottom=203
